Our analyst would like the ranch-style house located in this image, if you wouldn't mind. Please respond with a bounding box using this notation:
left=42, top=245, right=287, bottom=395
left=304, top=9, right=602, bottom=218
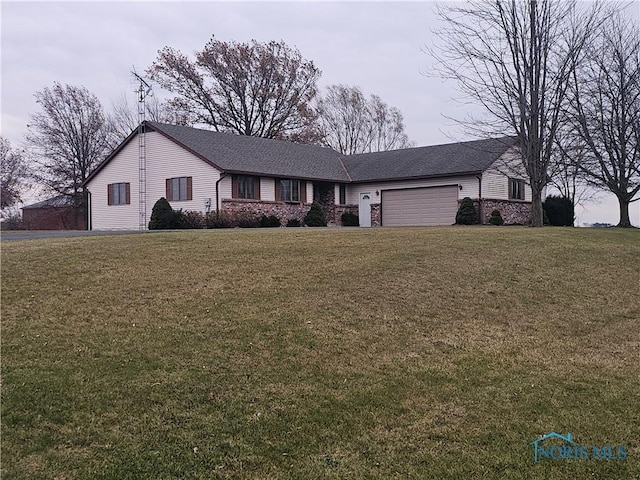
left=84, top=121, right=534, bottom=229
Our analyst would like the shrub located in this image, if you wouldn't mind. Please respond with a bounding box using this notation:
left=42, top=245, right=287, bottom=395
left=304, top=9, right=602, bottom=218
left=286, top=218, right=301, bottom=227
left=235, top=212, right=260, bottom=228
left=543, top=195, right=574, bottom=226
left=206, top=211, right=233, bottom=229
left=304, top=201, right=327, bottom=227
left=0, top=213, right=24, bottom=230
left=489, top=209, right=504, bottom=226
left=176, top=210, right=206, bottom=229
left=455, top=197, right=477, bottom=225
left=260, top=215, right=281, bottom=228
left=341, top=212, right=359, bottom=227
left=149, top=197, right=177, bottom=230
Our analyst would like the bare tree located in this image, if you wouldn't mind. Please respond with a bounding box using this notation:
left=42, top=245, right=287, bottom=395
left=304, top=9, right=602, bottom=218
left=0, top=136, right=29, bottom=208
left=109, top=93, right=193, bottom=144
left=25, top=83, right=112, bottom=198
left=568, top=14, right=640, bottom=227
left=548, top=126, right=597, bottom=213
left=147, top=37, right=321, bottom=140
left=316, top=84, right=413, bottom=154
left=431, top=0, right=604, bottom=226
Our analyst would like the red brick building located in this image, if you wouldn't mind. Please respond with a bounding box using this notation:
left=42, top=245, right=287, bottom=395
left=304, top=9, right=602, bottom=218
left=21, top=195, right=87, bottom=230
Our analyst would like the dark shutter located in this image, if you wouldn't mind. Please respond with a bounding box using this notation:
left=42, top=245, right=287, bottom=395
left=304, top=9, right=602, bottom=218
left=275, top=178, right=281, bottom=202
left=232, top=175, right=238, bottom=199
left=166, top=178, right=172, bottom=201
left=300, top=181, right=307, bottom=204
left=254, top=177, right=261, bottom=200
left=107, top=184, right=113, bottom=205
left=187, top=177, right=193, bottom=200
left=125, top=183, right=131, bottom=205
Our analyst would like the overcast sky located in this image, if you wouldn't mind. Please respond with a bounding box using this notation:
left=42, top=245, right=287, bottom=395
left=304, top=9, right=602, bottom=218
left=2, top=1, right=639, bottom=226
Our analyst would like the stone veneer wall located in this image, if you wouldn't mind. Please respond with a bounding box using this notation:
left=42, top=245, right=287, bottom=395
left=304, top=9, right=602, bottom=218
left=222, top=199, right=310, bottom=222
left=334, top=204, right=358, bottom=225
left=478, top=199, right=532, bottom=225
left=371, top=203, right=381, bottom=227
left=315, top=185, right=336, bottom=223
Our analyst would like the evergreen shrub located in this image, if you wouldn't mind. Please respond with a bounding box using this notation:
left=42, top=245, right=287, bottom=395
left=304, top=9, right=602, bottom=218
left=455, top=197, right=477, bottom=225
left=489, top=209, right=504, bottom=225
left=304, top=202, right=327, bottom=227
left=341, top=212, right=359, bottom=227
left=149, top=198, right=177, bottom=230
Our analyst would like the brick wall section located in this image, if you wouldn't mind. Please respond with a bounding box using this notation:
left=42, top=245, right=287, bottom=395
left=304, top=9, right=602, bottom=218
left=371, top=203, right=381, bottom=227
left=22, top=207, right=87, bottom=230
left=334, top=204, right=358, bottom=225
left=222, top=199, right=310, bottom=223
left=479, top=199, right=532, bottom=225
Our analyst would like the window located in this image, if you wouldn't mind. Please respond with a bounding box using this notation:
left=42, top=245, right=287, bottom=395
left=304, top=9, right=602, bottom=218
left=107, top=182, right=130, bottom=205
left=339, top=184, right=346, bottom=205
left=279, top=179, right=300, bottom=202
left=509, top=178, right=525, bottom=200
left=166, top=176, right=192, bottom=201
left=232, top=175, right=260, bottom=200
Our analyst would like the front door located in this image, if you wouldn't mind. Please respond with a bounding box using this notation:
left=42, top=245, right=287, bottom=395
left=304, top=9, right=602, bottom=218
left=359, top=193, right=372, bottom=227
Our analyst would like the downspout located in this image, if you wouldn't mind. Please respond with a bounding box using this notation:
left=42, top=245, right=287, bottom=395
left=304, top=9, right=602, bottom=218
left=215, top=173, right=228, bottom=214
left=87, top=189, right=92, bottom=231
left=476, top=174, right=483, bottom=224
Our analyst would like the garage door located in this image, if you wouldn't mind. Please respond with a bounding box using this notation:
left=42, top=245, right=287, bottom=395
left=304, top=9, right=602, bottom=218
left=381, top=186, right=459, bottom=226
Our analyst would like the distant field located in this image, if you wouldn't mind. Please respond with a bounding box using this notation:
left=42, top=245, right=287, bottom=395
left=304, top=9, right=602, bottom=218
left=2, top=227, right=639, bottom=479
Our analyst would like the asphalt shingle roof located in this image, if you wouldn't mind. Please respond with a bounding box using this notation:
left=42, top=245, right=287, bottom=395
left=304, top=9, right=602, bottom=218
left=341, top=136, right=517, bottom=182
left=22, top=195, right=76, bottom=209
left=87, top=122, right=517, bottom=185
left=148, top=122, right=350, bottom=182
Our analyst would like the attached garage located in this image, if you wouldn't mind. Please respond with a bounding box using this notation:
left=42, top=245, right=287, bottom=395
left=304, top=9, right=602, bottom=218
left=381, top=185, right=459, bottom=226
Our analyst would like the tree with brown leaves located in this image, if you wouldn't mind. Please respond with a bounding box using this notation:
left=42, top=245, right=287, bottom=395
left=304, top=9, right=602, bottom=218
left=147, top=37, right=321, bottom=141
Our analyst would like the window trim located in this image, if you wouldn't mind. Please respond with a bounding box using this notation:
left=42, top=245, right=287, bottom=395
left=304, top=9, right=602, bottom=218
left=107, top=182, right=130, bottom=206
left=166, top=176, right=193, bottom=202
left=277, top=178, right=302, bottom=203
left=339, top=184, right=347, bottom=205
left=232, top=175, right=261, bottom=200
left=509, top=178, right=525, bottom=201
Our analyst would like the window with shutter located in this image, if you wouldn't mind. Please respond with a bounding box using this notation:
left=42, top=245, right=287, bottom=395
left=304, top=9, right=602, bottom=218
left=107, top=183, right=130, bottom=205
left=167, top=177, right=192, bottom=201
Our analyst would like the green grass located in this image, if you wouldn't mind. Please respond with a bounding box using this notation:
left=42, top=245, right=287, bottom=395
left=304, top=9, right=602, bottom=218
left=2, top=227, right=639, bottom=479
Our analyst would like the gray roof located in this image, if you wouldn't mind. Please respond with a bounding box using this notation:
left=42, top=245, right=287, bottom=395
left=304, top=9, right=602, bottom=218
left=342, top=136, right=517, bottom=182
left=86, top=122, right=516, bottom=185
left=148, top=122, right=350, bottom=182
left=22, top=195, right=76, bottom=210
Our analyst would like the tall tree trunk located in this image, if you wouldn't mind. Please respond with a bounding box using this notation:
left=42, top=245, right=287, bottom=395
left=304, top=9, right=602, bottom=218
left=530, top=185, right=545, bottom=227
left=616, top=196, right=632, bottom=228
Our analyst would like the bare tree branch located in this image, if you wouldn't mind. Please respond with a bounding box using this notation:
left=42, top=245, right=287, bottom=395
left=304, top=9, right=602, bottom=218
left=567, top=13, right=640, bottom=227
left=25, top=83, right=112, bottom=198
left=0, top=137, right=29, bottom=208
left=316, top=84, right=414, bottom=154
left=430, top=0, right=607, bottom=226
left=147, top=37, right=321, bottom=141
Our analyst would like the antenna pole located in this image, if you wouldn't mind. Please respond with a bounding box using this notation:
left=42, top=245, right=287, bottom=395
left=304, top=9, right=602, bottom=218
left=132, top=70, right=152, bottom=230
